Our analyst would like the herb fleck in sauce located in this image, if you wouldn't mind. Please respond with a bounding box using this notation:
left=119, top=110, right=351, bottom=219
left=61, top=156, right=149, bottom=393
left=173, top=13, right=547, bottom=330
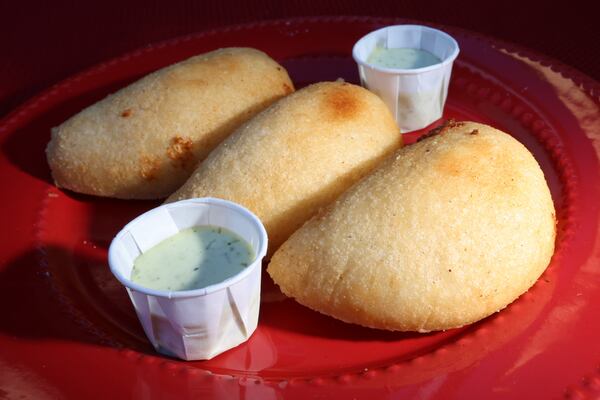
left=367, top=47, right=441, bottom=69
left=131, top=226, right=254, bottom=291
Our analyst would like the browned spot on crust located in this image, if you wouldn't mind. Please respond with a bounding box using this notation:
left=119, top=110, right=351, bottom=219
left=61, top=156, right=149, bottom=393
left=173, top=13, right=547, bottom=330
left=323, top=86, right=361, bottom=121
left=470, top=129, right=479, bottom=135
left=282, top=83, right=293, bottom=94
left=121, top=109, right=132, bottom=117
left=140, top=156, right=160, bottom=181
left=167, top=136, right=194, bottom=169
left=417, top=125, right=444, bottom=142
left=217, top=54, right=240, bottom=72
left=434, top=138, right=493, bottom=178
left=447, top=119, right=465, bottom=129
left=417, top=119, right=465, bottom=142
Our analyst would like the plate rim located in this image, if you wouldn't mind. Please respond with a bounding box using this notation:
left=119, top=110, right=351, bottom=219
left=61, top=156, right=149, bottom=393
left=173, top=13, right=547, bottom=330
left=2, top=15, right=600, bottom=398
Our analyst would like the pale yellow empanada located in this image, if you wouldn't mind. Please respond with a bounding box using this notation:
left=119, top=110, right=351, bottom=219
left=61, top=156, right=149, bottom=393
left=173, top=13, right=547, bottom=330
left=167, top=81, right=402, bottom=253
left=268, top=121, right=556, bottom=332
left=47, top=47, right=294, bottom=199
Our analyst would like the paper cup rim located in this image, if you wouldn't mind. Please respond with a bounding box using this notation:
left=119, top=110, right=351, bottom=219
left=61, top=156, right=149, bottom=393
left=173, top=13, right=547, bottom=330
left=108, top=197, right=268, bottom=299
left=352, top=24, right=460, bottom=75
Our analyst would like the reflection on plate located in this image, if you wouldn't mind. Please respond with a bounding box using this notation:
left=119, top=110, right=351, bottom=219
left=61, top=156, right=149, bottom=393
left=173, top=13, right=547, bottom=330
left=1, top=17, right=600, bottom=400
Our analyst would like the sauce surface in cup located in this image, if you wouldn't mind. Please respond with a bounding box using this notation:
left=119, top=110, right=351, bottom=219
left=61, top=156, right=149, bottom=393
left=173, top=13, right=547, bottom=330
left=131, top=225, right=255, bottom=291
left=367, top=47, right=441, bottom=69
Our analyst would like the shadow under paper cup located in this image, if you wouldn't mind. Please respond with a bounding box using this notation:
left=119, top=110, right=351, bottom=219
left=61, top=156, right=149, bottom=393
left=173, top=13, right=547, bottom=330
left=108, top=198, right=268, bottom=361
left=353, top=24, right=460, bottom=132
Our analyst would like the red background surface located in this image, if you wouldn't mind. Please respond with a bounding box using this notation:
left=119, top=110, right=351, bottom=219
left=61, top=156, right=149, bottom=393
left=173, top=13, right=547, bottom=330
left=1, top=2, right=600, bottom=399
left=1, top=0, right=597, bottom=119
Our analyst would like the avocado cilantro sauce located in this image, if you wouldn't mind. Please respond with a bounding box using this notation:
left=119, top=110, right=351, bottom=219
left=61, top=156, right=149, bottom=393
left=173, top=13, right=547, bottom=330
left=131, top=226, right=255, bottom=291
left=367, top=47, right=441, bottom=69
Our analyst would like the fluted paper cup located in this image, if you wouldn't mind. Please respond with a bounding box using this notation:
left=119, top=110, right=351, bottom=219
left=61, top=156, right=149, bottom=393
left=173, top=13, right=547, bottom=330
left=353, top=24, right=460, bottom=132
left=108, top=198, right=268, bottom=360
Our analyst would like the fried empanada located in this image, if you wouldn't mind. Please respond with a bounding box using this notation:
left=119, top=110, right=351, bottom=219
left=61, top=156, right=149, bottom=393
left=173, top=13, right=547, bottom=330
left=268, top=121, right=556, bottom=332
left=47, top=48, right=294, bottom=199
left=167, top=81, right=402, bottom=253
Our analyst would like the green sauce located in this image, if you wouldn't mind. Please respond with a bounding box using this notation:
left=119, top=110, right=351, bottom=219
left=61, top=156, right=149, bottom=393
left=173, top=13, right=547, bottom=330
left=131, top=226, right=255, bottom=291
left=367, top=47, right=441, bottom=69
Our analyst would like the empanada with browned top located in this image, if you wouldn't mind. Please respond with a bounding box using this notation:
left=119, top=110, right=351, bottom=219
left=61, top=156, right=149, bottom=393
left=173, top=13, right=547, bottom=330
left=167, top=81, right=402, bottom=254
left=268, top=121, right=556, bottom=332
left=47, top=48, right=294, bottom=199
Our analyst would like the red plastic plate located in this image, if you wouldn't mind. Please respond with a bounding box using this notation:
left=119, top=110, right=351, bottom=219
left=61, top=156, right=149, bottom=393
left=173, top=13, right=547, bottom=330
left=1, top=17, right=600, bottom=399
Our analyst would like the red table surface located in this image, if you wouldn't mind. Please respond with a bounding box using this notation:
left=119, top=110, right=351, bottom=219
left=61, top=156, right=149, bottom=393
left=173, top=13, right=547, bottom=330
left=2, top=3, right=600, bottom=400
left=0, top=0, right=598, bottom=119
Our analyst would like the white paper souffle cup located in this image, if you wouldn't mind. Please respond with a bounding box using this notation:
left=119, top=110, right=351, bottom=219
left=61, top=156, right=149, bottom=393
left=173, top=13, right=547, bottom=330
left=353, top=24, right=460, bottom=132
left=108, top=197, right=268, bottom=361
